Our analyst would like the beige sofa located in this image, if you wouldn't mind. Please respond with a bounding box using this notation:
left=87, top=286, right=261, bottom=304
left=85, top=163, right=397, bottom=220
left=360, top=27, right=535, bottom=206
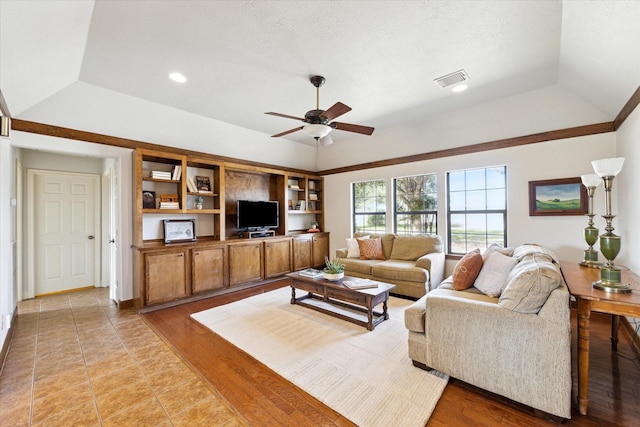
left=404, top=245, right=572, bottom=419
left=335, top=233, right=445, bottom=298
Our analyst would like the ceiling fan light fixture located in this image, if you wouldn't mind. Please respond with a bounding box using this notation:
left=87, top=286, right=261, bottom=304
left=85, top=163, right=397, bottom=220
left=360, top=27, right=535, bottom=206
left=303, top=123, right=332, bottom=139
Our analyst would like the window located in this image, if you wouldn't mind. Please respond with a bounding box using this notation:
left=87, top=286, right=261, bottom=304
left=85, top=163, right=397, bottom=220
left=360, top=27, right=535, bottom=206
left=447, top=166, right=507, bottom=254
left=393, top=174, right=437, bottom=235
left=352, top=180, right=386, bottom=234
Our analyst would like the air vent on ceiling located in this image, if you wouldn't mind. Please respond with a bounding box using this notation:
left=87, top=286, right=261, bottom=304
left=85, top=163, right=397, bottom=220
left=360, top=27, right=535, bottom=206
left=434, top=69, right=469, bottom=88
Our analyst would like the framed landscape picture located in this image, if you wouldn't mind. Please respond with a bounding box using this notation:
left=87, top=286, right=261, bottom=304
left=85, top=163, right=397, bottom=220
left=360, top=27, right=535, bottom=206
left=528, top=177, right=588, bottom=216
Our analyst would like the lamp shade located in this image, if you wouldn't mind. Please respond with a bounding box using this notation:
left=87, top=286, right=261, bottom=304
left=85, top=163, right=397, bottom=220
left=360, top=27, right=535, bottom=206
left=303, top=124, right=331, bottom=139
left=580, top=174, right=601, bottom=188
left=591, top=157, right=625, bottom=177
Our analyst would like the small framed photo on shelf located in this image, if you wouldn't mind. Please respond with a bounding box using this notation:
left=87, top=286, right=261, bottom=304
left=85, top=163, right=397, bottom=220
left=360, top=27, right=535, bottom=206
left=195, top=176, right=211, bottom=192
left=142, top=191, right=156, bottom=209
left=163, top=219, right=196, bottom=244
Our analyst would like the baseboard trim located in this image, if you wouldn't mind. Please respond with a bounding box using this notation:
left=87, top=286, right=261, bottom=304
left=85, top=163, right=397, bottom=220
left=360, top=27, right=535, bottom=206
left=0, top=311, right=17, bottom=377
left=117, top=299, right=134, bottom=309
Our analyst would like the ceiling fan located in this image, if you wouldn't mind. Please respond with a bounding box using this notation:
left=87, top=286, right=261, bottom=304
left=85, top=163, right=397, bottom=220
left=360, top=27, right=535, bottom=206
left=265, top=75, right=375, bottom=145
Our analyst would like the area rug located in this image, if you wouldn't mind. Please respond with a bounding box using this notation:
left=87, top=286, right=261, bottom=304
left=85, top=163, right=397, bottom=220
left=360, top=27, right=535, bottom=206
left=191, top=287, right=448, bottom=426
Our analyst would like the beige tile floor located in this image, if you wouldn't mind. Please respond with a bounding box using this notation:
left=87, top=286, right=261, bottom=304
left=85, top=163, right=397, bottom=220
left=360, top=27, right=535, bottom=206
left=0, top=288, right=247, bottom=426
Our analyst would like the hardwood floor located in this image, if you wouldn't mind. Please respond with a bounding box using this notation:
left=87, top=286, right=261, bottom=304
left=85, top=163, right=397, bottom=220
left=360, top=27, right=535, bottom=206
left=144, top=280, right=640, bottom=426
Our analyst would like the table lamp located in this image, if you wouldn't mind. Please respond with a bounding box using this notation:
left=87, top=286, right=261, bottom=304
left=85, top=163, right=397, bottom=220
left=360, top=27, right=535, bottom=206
left=591, top=157, right=630, bottom=293
left=579, top=174, right=601, bottom=268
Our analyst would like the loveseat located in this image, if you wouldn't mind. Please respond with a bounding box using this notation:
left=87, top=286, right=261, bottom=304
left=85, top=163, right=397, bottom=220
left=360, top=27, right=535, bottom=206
left=335, top=233, right=445, bottom=298
left=404, top=244, right=572, bottom=419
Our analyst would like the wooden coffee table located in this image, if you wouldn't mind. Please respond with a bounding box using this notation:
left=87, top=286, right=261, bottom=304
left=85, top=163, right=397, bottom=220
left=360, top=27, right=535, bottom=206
left=286, top=272, right=395, bottom=331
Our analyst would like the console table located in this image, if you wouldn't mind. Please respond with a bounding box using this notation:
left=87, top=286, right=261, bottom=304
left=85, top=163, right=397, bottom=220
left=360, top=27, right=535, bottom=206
left=559, top=261, right=640, bottom=416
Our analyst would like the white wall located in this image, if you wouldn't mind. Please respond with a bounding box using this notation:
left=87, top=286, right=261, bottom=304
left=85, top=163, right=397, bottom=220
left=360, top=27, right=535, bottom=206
left=617, top=106, right=640, bottom=272
left=0, top=136, right=16, bottom=350
left=324, top=132, right=617, bottom=276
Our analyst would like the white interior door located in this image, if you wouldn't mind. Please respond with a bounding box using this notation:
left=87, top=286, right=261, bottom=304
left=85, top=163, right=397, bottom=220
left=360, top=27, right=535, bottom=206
left=31, top=170, right=100, bottom=295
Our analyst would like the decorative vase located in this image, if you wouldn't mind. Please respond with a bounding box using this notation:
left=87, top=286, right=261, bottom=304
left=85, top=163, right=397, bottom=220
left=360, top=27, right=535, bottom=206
left=323, top=271, right=344, bottom=281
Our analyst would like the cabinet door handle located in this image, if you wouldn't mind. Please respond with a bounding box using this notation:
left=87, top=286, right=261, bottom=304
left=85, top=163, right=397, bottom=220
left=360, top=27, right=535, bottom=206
left=178, top=253, right=184, bottom=257
left=194, top=252, right=199, bottom=256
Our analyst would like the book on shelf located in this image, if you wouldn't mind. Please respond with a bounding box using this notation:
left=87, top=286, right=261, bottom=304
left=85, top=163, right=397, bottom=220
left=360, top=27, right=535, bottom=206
left=171, top=165, right=182, bottom=180
left=298, top=268, right=323, bottom=278
left=342, top=278, right=378, bottom=290
left=186, top=177, right=198, bottom=192
left=195, top=175, right=211, bottom=192
left=309, top=193, right=318, bottom=201
left=151, top=171, right=172, bottom=180
left=159, top=202, right=180, bottom=209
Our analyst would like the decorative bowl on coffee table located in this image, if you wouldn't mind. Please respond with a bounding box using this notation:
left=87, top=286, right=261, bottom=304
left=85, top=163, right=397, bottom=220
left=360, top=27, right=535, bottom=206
left=323, top=271, right=344, bottom=281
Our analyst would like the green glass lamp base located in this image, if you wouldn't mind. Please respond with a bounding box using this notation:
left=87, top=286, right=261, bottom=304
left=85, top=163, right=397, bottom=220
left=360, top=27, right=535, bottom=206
left=579, top=249, right=601, bottom=268
left=593, top=267, right=631, bottom=293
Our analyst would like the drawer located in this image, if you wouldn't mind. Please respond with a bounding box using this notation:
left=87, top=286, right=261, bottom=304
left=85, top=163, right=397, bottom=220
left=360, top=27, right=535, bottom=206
left=326, top=288, right=367, bottom=304
left=293, top=280, right=324, bottom=295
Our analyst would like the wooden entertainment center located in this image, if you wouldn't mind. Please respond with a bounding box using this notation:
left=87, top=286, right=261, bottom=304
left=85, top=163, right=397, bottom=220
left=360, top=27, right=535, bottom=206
left=131, top=148, right=328, bottom=310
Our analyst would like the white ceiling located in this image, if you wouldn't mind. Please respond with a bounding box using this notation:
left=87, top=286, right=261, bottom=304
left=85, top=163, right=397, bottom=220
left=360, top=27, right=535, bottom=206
left=1, top=0, right=639, bottom=147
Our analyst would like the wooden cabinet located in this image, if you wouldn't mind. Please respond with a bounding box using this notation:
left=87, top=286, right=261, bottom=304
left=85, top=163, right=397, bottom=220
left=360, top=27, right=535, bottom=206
left=192, top=245, right=226, bottom=294
left=145, top=249, right=188, bottom=305
left=264, top=238, right=292, bottom=278
left=132, top=147, right=326, bottom=309
left=312, top=233, right=330, bottom=268
left=228, top=241, right=263, bottom=286
left=292, top=235, right=313, bottom=271
left=290, top=232, right=330, bottom=270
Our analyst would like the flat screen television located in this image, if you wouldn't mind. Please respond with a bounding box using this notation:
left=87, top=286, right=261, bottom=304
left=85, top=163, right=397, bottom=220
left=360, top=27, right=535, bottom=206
left=237, top=200, right=279, bottom=230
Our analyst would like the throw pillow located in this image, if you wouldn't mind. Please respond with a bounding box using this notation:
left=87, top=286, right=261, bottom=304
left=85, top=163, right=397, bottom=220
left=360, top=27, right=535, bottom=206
left=358, top=237, right=386, bottom=260
left=346, top=235, right=369, bottom=258
left=452, top=249, right=483, bottom=290
left=499, top=255, right=562, bottom=314
left=389, top=235, right=442, bottom=261
left=481, top=243, right=514, bottom=261
left=473, top=251, right=518, bottom=297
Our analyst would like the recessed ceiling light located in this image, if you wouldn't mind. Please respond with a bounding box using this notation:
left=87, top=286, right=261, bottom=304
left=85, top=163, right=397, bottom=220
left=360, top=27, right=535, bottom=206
left=452, top=84, right=468, bottom=93
left=169, top=72, right=187, bottom=83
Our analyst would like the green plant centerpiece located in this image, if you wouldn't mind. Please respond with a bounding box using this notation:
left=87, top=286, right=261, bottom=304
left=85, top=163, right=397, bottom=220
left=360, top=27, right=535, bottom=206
left=323, top=256, right=345, bottom=281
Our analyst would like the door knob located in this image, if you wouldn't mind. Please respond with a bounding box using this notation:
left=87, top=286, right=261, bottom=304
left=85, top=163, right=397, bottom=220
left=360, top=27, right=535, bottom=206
left=109, top=239, right=115, bottom=243
left=88, top=235, right=95, bottom=240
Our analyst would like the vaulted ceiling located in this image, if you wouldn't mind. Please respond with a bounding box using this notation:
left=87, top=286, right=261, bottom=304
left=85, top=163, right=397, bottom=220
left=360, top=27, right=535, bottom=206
left=1, top=1, right=639, bottom=148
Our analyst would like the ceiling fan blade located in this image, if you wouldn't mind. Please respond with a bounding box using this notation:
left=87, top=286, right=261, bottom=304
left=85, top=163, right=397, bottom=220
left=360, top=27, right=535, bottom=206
left=332, top=122, right=375, bottom=135
left=271, top=126, right=304, bottom=138
left=319, top=134, right=333, bottom=146
left=265, top=112, right=305, bottom=121
left=320, top=102, right=351, bottom=121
